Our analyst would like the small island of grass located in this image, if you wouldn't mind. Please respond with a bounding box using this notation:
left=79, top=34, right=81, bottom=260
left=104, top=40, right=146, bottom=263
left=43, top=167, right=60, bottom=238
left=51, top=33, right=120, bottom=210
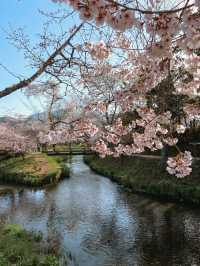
left=0, top=153, right=69, bottom=187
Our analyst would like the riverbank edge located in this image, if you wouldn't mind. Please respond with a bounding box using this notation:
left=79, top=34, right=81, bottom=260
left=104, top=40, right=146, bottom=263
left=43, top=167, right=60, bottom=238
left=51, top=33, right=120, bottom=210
left=84, top=155, right=200, bottom=205
left=0, top=154, right=70, bottom=188
left=0, top=223, right=59, bottom=265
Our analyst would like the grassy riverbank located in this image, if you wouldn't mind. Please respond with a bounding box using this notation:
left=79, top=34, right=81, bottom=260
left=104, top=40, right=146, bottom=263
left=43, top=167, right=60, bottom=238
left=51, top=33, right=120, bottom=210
left=0, top=223, right=59, bottom=266
left=0, top=153, right=69, bottom=187
left=84, top=155, right=200, bottom=205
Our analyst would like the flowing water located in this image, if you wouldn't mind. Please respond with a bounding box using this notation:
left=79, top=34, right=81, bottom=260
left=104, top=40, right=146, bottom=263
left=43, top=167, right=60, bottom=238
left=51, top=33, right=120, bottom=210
left=0, top=155, right=200, bottom=266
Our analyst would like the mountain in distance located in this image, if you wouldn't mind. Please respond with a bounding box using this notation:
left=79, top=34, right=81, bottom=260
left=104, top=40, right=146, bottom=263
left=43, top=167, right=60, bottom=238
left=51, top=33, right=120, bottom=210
left=0, top=116, right=22, bottom=126
left=0, top=109, right=67, bottom=126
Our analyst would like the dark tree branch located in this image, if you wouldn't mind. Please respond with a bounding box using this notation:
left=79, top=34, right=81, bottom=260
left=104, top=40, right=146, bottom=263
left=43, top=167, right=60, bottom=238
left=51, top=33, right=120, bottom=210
left=0, top=23, right=84, bottom=99
left=105, top=0, right=194, bottom=14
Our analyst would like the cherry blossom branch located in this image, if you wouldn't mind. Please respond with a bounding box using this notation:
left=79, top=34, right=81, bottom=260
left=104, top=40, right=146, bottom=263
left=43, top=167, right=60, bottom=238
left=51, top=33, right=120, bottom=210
left=0, top=23, right=84, bottom=99
left=105, top=0, right=194, bottom=14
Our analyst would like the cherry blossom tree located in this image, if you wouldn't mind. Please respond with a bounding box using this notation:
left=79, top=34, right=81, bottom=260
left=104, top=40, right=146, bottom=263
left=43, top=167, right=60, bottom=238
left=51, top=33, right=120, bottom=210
left=0, top=123, right=36, bottom=156
left=1, top=0, right=200, bottom=178
left=49, top=0, right=200, bottom=178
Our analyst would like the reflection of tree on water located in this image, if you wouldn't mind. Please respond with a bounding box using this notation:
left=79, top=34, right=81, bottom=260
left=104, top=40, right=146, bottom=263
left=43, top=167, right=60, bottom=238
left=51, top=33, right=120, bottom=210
left=134, top=202, right=200, bottom=266
left=47, top=201, right=61, bottom=252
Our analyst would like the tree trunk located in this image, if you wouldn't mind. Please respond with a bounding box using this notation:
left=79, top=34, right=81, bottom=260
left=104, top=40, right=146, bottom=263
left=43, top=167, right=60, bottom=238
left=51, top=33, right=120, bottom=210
left=160, top=145, right=168, bottom=168
left=120, top=155, right=125, bottom=167
left=52, top=144, right=56, bottom=152
left=69, top=143, right=72, bottom=155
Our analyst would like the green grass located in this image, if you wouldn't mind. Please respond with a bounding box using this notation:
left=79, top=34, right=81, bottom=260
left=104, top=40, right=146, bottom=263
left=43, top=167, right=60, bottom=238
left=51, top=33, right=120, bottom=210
left=84, top=155, right=200, bottom=205
left=0, top=224, right=59, bottom=266
left=50, top=155, right=70, bottom=179
left=0, top=153, right=70, bottom=187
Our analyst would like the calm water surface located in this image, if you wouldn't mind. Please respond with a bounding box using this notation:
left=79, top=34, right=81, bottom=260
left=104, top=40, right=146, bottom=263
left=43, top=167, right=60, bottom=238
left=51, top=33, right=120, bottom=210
left=0, top=155, right=200, bottom=266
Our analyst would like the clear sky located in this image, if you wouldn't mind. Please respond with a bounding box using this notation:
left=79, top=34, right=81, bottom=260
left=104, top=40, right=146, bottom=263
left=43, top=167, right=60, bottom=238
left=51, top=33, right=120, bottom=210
left=0, top=0, right=75, bottom=117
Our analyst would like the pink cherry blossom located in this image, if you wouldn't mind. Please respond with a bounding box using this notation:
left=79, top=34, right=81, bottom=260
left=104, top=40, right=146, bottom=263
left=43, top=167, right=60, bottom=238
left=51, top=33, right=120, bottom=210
left=167, top=151, right=192, bottom=178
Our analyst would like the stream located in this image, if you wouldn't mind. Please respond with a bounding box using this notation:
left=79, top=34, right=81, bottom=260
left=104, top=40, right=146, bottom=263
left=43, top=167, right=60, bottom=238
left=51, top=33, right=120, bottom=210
left=0, top=155, right=200, bottom=266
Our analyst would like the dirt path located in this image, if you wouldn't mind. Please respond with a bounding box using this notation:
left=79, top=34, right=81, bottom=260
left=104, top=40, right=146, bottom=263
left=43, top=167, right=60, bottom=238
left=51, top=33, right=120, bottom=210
left=131, top=154, right=200, bottom=161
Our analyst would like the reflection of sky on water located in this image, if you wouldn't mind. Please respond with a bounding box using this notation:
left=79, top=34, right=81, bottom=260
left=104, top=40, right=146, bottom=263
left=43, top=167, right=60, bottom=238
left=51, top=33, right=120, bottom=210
left=0, top=155, right=200, bottom=266
left=26, top=190, right=45, bottom=201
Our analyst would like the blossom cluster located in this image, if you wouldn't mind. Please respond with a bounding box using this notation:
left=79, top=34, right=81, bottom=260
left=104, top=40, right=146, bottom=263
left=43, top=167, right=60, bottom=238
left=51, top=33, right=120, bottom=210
left=53, top=0, right=140, bottom=30
left=183, top=104, right=200, bottom=121
left=89, top=107, right=178, bottom=157
left=85, top=41, right=110, bottom=60
left=0, top=124, right=35, bottom=154
left=167, top=151, right=192, bottom=178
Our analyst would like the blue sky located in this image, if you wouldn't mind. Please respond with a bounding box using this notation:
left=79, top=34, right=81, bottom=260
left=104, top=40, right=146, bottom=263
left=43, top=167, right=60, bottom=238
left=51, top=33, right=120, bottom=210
left=0, top=0, right=76, bottom=117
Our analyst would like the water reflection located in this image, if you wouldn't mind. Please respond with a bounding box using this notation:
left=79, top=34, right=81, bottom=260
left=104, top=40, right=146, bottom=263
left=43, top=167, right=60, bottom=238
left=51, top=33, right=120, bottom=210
left=0, top=155, right=200, bottom=266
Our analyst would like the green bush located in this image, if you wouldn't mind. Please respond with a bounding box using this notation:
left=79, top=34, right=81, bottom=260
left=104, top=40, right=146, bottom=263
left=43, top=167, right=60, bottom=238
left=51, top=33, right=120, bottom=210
left=60, top=164, right=70, bottom=178
left=3, top=224, right=25, bottom=238
left=0, top=224, right=60, bottom=266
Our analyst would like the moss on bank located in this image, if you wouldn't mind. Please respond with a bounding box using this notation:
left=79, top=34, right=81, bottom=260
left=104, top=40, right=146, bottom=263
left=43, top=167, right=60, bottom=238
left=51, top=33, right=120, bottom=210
left=84, top=155, right=200, bottom=205
left=0, top=224, right=59, bottom=266
left=0, top=153, right=70, bottom=187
